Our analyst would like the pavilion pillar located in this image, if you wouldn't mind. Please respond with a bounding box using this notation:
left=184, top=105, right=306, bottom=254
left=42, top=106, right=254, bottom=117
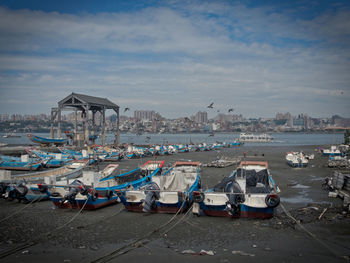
left=74, top=109, right=77, bottom=145
left=57, top=108, right=62, bottom=138
left=114, top=107, right=120, bottom=146
left=50, top=108, right=55, bottom=139
left=84, top=105, right=89, bottom=145
left=102, top=108, right=106, bottom=146
left=91, top=110, right=96, bottom=144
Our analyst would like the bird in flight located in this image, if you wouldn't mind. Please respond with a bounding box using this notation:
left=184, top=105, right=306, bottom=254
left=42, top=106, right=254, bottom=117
left=228, top=108, right=234, bottom=112
left=207, top=102, right=214, bottom=108
left=124, top=107, right=130, bottom=112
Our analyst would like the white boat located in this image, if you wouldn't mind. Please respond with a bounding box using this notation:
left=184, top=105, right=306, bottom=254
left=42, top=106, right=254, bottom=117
left=286, top=152, right=308, bottom=167
left=238, top=133, right=273, bottom=143
left=192, top=161, right=280, bottom=218
left=2, top=133, right=21, bottom=138
left=322, top=146, right=343, bottom=156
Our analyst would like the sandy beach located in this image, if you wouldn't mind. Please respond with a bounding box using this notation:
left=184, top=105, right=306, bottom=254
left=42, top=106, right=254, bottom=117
left=0, top=145, right=349, bottom=263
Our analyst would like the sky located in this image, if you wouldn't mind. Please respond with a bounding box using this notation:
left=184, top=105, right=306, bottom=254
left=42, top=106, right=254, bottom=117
left=0, top=0, right=349, bottom=119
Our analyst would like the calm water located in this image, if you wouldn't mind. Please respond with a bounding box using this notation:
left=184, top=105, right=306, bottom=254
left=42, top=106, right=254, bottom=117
left=0, top=132, right=344, bottom=146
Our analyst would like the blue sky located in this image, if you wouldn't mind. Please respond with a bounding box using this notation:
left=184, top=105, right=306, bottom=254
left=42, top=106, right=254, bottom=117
left=0, top=0, right=349, bottom=118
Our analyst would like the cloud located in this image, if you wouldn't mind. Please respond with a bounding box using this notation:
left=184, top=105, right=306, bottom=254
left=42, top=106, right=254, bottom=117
left=0, top=2, right=349, bottom=118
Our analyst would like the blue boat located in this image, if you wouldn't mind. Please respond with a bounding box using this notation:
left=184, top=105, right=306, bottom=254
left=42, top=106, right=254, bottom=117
left=192, top=161, right=280, bottom=219
left=27, top=133, right=67, bottom=146
left=0, top=158, right=42, bottom=171
left=118, top=161, right=201, bottom=213
left=50, top=160, right=165, bottom=210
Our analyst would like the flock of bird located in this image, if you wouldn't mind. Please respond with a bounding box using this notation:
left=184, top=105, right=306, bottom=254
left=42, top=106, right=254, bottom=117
left=122, top=102, right=236, bottom=139
left=123, top=102, right=234, bottom=114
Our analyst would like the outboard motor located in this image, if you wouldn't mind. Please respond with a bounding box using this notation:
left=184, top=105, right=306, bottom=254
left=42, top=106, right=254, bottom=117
left=142, top=182, right=160, bottom=212
left=5, top=181, right=28, bottom=202
left=37, top=183, right=49, bottom=193
left=61, top=179, right=86, bottom=205
left=225, top=181, right=245, bottom=216
left=0, top=182, right=9, bottom=198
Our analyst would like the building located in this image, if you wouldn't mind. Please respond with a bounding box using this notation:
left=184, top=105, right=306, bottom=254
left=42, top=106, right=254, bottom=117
left=194, top=111, right=208, bottom=124
left=134, top=110, right=156, bottom=121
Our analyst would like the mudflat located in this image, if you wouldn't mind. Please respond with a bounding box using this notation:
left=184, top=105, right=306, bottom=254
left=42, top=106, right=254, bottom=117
left=0, top=145, right=349, bottom=263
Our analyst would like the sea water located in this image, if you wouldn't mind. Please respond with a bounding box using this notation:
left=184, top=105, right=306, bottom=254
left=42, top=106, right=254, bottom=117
left=0, top=132, right=344, bottom=147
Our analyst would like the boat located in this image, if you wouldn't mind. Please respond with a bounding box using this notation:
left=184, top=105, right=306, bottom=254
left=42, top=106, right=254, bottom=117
left=118, top=161, right=201, bottom=214
left=27, top=133, right=67, bottom=146
left=50, top=160, right=165, bottom=210
left=27, top=148, right=74, bottom=167
left=322, top=146, right=344, bottom=157
left=286, top=152, right=309, bottom=167
left=2, top=160, right=89, bottom=203
left=0, top=158, right=42, bottom=171
left=2, top=132, right=21, bottom=138
left=192, top=161, right=280, bottom=219
left=238, top=133, right=273, bottom=143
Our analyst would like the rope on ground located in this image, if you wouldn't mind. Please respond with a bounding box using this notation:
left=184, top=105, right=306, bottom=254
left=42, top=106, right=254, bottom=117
left=82, top=205, right=124, bottom=229
left=0, top=195, right=45, bottom=224
left=160, top=204, right=193, bottom=236
left=0, top=198, right=89, bottom=260
left=91, top=200, right=188, bottom=263
left=280, top=202, right=343, bottom=259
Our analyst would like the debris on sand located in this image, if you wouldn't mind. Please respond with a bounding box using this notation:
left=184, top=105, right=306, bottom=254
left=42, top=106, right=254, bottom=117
left=232, top=250, right=255, bottom=257
left=203, top=157, right=240, bottom=168
left=199, top=249, right=215, bottom=256
left=181, top=249, right=196, bottom=254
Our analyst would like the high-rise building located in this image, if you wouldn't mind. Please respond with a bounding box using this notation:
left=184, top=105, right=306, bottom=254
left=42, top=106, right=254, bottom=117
left=134, top=110, right=156, bottom=121
left=194, top=111, right=208, bottom=124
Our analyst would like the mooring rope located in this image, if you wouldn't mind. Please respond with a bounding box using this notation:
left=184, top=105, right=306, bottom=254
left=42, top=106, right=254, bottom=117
left=91, top=199, right=188, bottom=263
left=280, top=202, right=343, bottom=259
left=0, top=195, right=46, bottom=224
left=160, top=204, right=194, bottom=236
left=82, top=205, right=124, bottom=229
left=0, top=198, right=89, bottom=259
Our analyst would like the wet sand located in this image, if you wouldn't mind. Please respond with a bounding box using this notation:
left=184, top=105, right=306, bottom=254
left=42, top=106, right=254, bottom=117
left=0, top=145, right=349, bottom=263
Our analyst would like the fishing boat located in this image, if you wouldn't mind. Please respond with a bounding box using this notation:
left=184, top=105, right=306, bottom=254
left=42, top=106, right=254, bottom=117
left=27, top=133, right=67, bottom=146
left=2, top=132, right=21, bottom=138
left=238, top=133, right=273, bottom=143
left=192, top=161, right=280, bottom=219
left=27, top=148, right=74, bottom=167
left=2, top=160, right=89, bottom=203
left=0, top=157, right=42, bottom=171
left=50, top=160, right=164, bottom=210
left=322, top=146, right=344, bottom=157
left=286, top=152, right=309, bottom=167
left=118, top=161, right=201, bottom=214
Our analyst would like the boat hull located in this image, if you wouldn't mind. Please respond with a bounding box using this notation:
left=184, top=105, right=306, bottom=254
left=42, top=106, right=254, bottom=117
left=123, top=201, right=188, bottom=214
left=50, top=195, right=119, bottom=210
left=199, top=203, right=274, bottom=219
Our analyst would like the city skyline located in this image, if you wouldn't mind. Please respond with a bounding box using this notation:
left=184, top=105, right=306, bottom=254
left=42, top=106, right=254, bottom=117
left=0, top=1, right=349, bottom=118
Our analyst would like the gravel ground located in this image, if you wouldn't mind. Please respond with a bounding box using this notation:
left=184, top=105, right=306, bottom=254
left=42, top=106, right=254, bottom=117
left=0, top=145, right=349, bottom=263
